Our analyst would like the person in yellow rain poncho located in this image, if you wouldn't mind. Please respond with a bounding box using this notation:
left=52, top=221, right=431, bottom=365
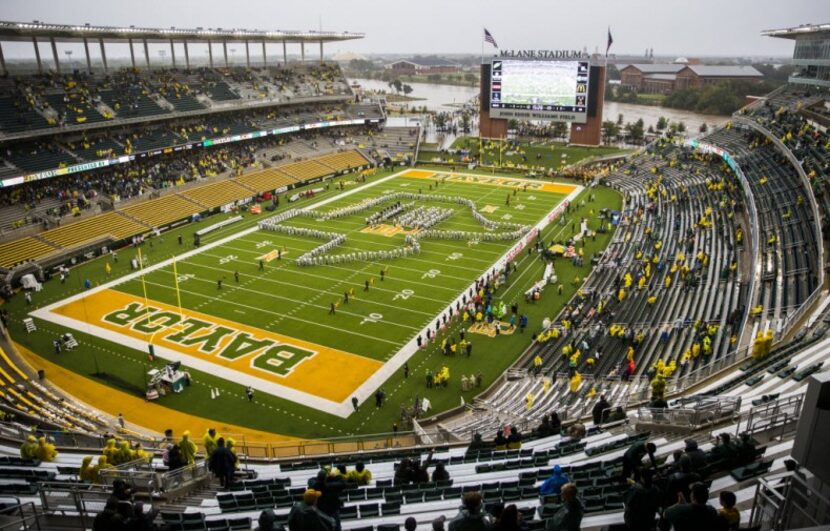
left=525, top=392, right=535, bottom=410
left=691, top=342, right=701, bottom=358
left=113, top=440, right=134, bottom=465
left=102, top=438, right=118, bottom=464
left=226, top=438, right=240, bottom=470
left=533, top=355, right=543, bottom=373
left=95, top=456, right=113, bottom=481
left=647, top=294, right=657, bottom=305
left=133, top=443, right=151, bottom=464
left=36, top=437, right=57, bottom=462
left=586, top=386, right=597, bottom=399
left=180, top=431, right=197, bottom=465
left=203, top=428, right=219, bottom=459
left=638, top=275, right=647, bottom=290
left=569, top=372, right=582, bottom=393
left=624, top=273, right=633, bottom=288
left=752, top=329, right=775, bottom=359
left=543, top=377, right=552, bottom=394
left=618, top=288, right=626, bottom=302
left=664, top=274, right=672, bottom=289
left=79, top=456, right=95, bottom=482
left=20, top=435, right=37, bottom=460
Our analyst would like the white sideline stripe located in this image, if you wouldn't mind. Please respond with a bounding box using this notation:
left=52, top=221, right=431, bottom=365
left=30, top=170, right=581, bottom=418
left=30, top=171, right=409, bottom=418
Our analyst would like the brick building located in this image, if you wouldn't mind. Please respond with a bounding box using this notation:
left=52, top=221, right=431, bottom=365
left=620, top=64, right=763, bottom=93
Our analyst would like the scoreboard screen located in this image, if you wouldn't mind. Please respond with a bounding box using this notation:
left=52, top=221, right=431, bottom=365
left=490, top=59, right=590, bottom=123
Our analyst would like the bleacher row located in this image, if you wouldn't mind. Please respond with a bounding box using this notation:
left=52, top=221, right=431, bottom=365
left=0, top=149, right=371, bottom=269
left=0, top=343, right=108, bottom=435
left=705, top=126, right=821, bottom=333
left=449, top=143, right=750, bottom=438
left=0, top=64, right=351, bottom=135
left=1, top=103, right=382, bottom=175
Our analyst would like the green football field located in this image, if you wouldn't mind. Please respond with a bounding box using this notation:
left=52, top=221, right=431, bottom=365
left=10, top=167, right=622, bottom=440
left=112, top=172, right=568, bottom=363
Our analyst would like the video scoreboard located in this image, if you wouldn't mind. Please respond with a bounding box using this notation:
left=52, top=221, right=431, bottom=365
left=489, top=59, right=590, bottom=123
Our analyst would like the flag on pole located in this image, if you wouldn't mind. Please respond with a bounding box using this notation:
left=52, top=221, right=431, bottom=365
left=484, top=28, right=498, bottom=49
left=606, top=27, right=614, bottom=57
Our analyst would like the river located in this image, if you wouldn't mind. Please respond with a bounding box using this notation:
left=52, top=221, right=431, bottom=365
left=349, top=77, right=728, bottom=136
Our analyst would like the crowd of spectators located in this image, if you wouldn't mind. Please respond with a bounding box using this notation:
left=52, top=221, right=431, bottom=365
left=0, top=117, right=381, bottom=232
left=0, top=64, right=351, bottom=132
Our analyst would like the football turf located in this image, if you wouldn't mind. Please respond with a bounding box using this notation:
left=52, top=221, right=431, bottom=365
left=113, top=173, right=568, bottom=362
left=8, top=168, right=622, bottom=440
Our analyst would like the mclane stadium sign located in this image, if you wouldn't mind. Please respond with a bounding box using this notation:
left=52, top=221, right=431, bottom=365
left=498, top=49, right=589, bottom=59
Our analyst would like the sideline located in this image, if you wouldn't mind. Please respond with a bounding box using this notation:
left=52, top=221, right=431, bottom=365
left=14, top=342, right=305, bottom=444
left=31, top=169, right=582, bottom=418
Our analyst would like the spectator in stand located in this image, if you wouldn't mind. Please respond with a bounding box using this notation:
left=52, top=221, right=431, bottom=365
left=659, top=482, right=724, bottom=531
left=448, top=491, right=492, bottom=531
left=92, top=497, right=123, bottom=531
left=622, top=441, right=657, bottom=481
left=411, top=460, right=430, bottom=484
left=405, top=517, right=418, bottom=531
left=709, top=433, right=738, bottom=469
left=535, top=415, right=554, bottom=437
left=546, top=483, right=583, bottom=531
left=432, top=462, right=451, bottom=483
left=492, top=504, right=523, bottom=531
left=310, top=469, right=345, bottom=531
left=165, top=443, right=184, bottom=471
left=130, top=501, right=158, bottom=531
left=395, top=458, right=413, bottom=485
left=494, top=430, right=507, bottom=450
left=735, top=432, right=757, bottom=466
left=540, top=465, right=569, bottom=496
left=718, top=490, right=740, bottom=531
left=549, top=412, right=562, bottom=434
left=208, top=437, right=236, bottom=489
left=682, top=439, right=707, bottom=472
left=623, top=468, right=662, bottom=531
left=665, top=458, right=701, bottom=507
left=592, top=394, right=611, bottom=425
left=566, top=422, right=585, bottom=441
left=287, top=489, right=334, bottom=531
left=506, top=426, right=522, bottom=449
left=346, top=462, right=372, bottom=485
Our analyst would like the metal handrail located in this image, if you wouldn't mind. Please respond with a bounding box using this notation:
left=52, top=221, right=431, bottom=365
left=635, top=395, right=741, bottom=429
left=750, top=473, right=830, bottom=530
left=0, top=501, right=41, bottom=531
left=739, top=394, right=804, bottom=440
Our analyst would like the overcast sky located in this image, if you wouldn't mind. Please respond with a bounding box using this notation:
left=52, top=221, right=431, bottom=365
left=2, top=0, right=828, bottom=58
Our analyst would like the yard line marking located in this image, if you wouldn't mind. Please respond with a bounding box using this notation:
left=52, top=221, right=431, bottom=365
left=128, top=278, right=422, bottom=334
left=150, top=261, right=441, bottom=314
left=120, top=280, right=418, bottom=350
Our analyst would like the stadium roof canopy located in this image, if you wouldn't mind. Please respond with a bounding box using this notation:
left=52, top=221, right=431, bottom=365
left=0, top=20, right=365, bottom=43
left=761, top=23, right=830, bottom=39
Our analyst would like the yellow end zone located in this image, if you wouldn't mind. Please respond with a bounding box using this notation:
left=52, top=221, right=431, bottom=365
left=399, top=169, right=577, bottom=195
left=51, top=289, right=382, bottom=403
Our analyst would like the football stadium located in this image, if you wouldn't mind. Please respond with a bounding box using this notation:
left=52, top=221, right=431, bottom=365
left=0, top=1, right=827, bottom=529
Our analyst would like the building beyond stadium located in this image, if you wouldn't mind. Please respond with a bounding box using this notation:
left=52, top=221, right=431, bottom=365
left=763, top=22, right=830, bottom=88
